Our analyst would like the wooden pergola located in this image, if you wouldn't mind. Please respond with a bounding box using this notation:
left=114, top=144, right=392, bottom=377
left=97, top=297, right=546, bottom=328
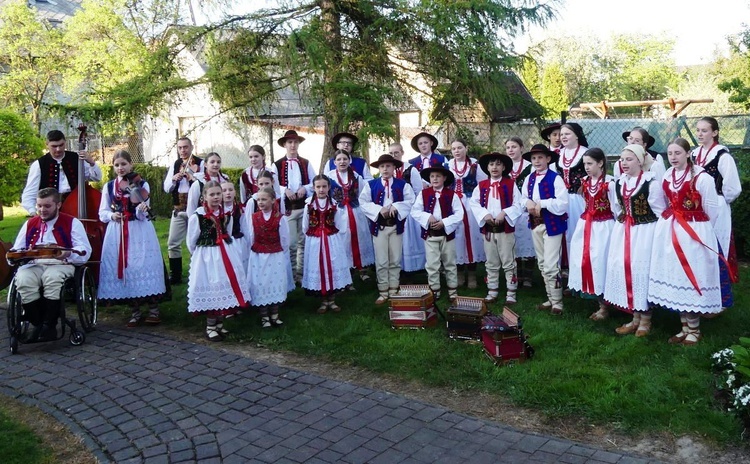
left=575, top=98, right=714, bottom=119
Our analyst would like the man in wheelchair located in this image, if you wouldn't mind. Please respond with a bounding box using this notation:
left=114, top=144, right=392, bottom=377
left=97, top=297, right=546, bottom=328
left=10, top=188, right=92, bottom=342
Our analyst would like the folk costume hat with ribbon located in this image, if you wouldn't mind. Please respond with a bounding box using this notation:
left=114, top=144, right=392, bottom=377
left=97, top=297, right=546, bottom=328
left=523, top=144, right=559, bottom=164
left=331, top=132, right=359, bottom=149
left=410, top=132, right=439, bottom=152
left=540, top=122, right=562, bottom=142
left=478, top=152, right=512, bottom=177
left=370, top=154, right=404, bottom=169
left=621, top=128, right=656, bottom=149
left=420, top=165, right=455, bottom=186
left=562, top=122, right=589, bottom=148
left=622, top=143, right=654, bottom=172
left=277, top=130, right=306, bottom=147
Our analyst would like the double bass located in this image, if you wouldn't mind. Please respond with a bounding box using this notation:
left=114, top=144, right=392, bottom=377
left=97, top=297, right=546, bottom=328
left=61, top=124, right=105, bottom=280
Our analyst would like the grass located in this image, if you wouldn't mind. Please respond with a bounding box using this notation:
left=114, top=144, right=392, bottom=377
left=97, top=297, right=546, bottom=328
left=0, top=205, right=748, bottom=446
left=0, top=404, right=50, bottom=464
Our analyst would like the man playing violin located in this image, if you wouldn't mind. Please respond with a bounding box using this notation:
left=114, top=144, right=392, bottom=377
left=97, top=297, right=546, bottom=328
left=10, top=188, right=92, bottom=341
left=21, top=130, right=102, bottom=216
left=162, top=136, right=203, bottom=284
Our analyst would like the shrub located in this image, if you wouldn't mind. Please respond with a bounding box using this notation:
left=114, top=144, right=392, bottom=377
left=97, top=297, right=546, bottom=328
left=0, top=111, right=44, bottom=212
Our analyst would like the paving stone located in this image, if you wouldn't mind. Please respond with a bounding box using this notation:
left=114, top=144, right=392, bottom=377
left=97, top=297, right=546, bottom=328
left=591, top=449, right=624, bottom=463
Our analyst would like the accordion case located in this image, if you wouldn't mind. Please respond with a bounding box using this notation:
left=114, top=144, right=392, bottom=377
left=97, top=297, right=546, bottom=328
left=389, top=285, right=437, bottom=329
left=481, top=307, right=534, bottom=365
left=447, top=296, right=488, bottom=341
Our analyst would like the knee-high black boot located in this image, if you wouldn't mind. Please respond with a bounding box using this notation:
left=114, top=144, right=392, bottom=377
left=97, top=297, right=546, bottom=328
left=38, top=298, right=60, bottom=341
left=21, top=299, right=43, bottom=342
left=169, top=257, right=183, bottom=284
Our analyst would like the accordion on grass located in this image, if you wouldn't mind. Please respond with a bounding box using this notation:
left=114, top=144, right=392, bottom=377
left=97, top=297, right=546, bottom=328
left=388, top=285, right=437, bottom=329
left=446, top=296, right=488, bottom=342
left=481, top=307, right=534, bottom=365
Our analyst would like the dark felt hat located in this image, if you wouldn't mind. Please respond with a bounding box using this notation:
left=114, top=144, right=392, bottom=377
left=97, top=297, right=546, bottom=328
left=410, top=132, right=439, bottom=152
left=277, top=130, right=306, bottom=147
left=420, top=166, right=455, bottom=186
left=561, top=122, right=588, bottom=147
left=331, top=132, right=359, bottom=149
left=621, top=129, right=655, bottom=149
left=540, top=122, right=562, bottom=142
left=478, top=152, right=513, bottom=177
left=370, top=154, right=403, bottom=169
left=522, top=144, right=559, bottom=164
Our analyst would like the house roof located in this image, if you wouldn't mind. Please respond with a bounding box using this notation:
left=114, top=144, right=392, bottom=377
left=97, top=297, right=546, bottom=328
left=1, top=0, right=82, bottom=26
left=478, top=71, right=544, bottom=122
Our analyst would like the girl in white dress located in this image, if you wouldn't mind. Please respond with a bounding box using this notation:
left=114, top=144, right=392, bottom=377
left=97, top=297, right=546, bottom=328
left=448, top=139, right=486, bottom=288
left=187, top=181, right=251, bottom=341
left=186, top=152, right=230, bottom=216
left=566, top=148, right=616, bottom=321
left=648, top=138, right=723, bottom=345
left=506, top=137, right=535, bottom=288
left=246, top=187, right=291, bottom=328
left=221, top=181, right=249, bottom=272
left=327, top=149, right=376, bottom=285
left=555, top=123, right=589, bottom=259
left=604, top=145, right=666, bottom=337
left=239, top=145, right=281, bottom=204
left=691, top=117, right=741, bottom=306
left=302, top=175, right=353, bottom=313
left=98, top=150, right=167, bottom=327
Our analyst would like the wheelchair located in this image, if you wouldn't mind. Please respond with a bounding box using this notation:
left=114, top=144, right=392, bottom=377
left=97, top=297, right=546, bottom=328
left=6, top=265, right=97, bottom=354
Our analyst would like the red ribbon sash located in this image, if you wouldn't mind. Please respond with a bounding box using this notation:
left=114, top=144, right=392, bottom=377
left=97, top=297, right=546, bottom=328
left=117, top=211, right=130, bottom=280
left=207, top=207, right=246, bottom=307
left=580, top=211, right=595, bottom=295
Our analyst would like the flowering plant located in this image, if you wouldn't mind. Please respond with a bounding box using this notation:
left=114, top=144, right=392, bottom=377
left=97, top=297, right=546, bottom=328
left=712, top=338, right=750, bottom=420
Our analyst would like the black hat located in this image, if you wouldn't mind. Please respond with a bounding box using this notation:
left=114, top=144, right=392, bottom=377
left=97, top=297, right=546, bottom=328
left=370, top=154, right=403, bottom=169
left=522, top=144, right=559, bottom=164
left=277, top=130, right=306, bottom=147
left=420, top=166, right=455, bottom=186
left=410, top=132, right=438, bottom=152
left=540, top=122, right=562, bottom=142
left=331, top=132, right=359, bottom=149
left=561, top=122, right=588, bottom=147
left=622, top=129, right=655, bottom=149
left=477, top=152, right=513, bottom=177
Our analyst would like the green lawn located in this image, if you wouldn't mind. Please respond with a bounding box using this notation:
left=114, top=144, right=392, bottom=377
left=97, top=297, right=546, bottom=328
left=0, top=207, right=747, bottom=445
left=0, top=405, right=50, bottom=464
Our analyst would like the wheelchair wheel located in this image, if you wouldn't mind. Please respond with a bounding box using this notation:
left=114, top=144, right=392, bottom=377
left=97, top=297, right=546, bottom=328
left=76, top=266, right=97, bottom=333
left=69, top=330, right=85, bottom=346
left=6, top=278, right=26, bottom=351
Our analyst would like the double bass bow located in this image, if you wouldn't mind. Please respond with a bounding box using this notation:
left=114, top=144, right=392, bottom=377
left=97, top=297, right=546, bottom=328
left=60, top=124, right=105, bottom=279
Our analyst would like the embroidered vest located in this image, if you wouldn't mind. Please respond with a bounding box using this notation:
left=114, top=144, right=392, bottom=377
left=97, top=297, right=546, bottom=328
left=306, top=203, right=339, bottom=237
left=275, top=156, right=310, bottom=210
left=171, top=156, right=202, bottom=206
left=38, top=152, right=79, bottom=191
left=195, top=213, right=231, bottom=247
left=556, top=158, right=587, bottom=193
left=240, top=167, right=266, bottom=200
left=453, top=162, right=479, bottom=197
left=662, top=174, right=709, bottom=222
left=327, top=157, right=368, bottom=178
left=25, top=213, right=74, bottom=249
left=368, top=178, right=406, bottom=236
left=477, top=178, right=515, bottom=234
left=330, top=169, right=360, bottom=208
left=419, top=188, right=456, bottom=240
left=527, top=170, right=567, bottom=236
left=700, top=149, right=728, bottom=196
left=230, top=204, right=244, bottom=239
left=512, top=164, right=533, bottom=191
left=107, top=180, right=140, bottom=218
left=408, top=153, right=446, bottom=171
left=251, top=211, right=283, bottom=253
left=615, top=179, right=658, bottom=225
left=581, top=178, right=614, bottom=222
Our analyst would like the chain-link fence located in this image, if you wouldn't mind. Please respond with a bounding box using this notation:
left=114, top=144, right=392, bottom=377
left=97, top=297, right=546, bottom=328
left=65, top=132, right=145, bottom=164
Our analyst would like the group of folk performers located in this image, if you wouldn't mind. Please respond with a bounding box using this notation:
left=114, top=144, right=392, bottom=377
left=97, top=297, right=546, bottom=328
left=14, top=118, right=740, bottom=345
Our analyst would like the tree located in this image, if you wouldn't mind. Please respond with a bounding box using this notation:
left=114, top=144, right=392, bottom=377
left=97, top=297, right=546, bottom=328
left=718, top=28, right=750, bottom=109
left=0, top=110, right=45, bottom=213
left=539, top=62, right=568, bottom=119
left=102, top=0, right=555, bottom=169
left=0, top=0, right=65, bottom=131
left=525, top=33, right=680, bottom=115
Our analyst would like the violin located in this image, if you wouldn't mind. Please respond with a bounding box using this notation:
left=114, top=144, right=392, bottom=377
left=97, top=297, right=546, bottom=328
left=118, top=172, right=155, bottom=220
left=7, top=245, right=87, bottom=265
